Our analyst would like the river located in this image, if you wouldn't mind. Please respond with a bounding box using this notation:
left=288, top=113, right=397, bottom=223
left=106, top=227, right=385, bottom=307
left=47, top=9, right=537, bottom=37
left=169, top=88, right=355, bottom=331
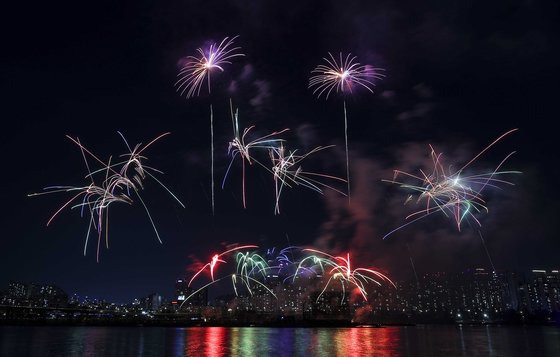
left=1, top=325, right=559, bottom=356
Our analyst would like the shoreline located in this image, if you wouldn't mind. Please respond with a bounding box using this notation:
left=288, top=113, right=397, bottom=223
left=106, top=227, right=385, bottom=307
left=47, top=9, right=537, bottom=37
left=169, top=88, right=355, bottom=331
left=1, top=320, right=557, bottom=328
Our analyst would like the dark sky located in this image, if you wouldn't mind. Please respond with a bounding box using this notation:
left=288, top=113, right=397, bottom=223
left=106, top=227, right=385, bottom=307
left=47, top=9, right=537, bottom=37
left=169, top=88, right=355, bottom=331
left=1, top=0, right=558, bottom=303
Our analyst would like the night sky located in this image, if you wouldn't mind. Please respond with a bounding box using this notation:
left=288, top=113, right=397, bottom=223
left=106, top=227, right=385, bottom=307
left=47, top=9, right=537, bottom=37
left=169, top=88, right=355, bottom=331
left=1, top=0, right=558, bottom=303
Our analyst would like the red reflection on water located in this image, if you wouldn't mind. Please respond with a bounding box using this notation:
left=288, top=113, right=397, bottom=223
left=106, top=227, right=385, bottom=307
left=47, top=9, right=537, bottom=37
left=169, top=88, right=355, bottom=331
left=334, top=327, right=401, bottom=357
left=204, top=327, right=227, bottom=357
left=185, top=327, right=204, bottom=353
left=371, top=327, right=401, bottom=357
left=336, top=328, right=361, bottom=356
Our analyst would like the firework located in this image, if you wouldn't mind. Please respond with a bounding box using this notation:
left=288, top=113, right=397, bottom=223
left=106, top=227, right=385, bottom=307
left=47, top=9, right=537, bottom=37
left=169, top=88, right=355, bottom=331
left=383, top=129, right=521, bottom=239
left=71, top=132, right=185, bottom=244
left=80, top=132, right=185, bottom=208
left=263, top=246, right=298, bottom=277
left=175, top=36, right=244, bottom=99
left=29, top=133, right=184, bottom=261
left=222, top=104, right=289, bottom=208
left=182, top=245, right=278, bottom=307
left=269, top=144, right=346, bottom=214
left=479, top=231, right=496, bottom=273
left=176, top=36, right=244, bottom=215
left=309, top=52, right=384, bottom=202
left=291, top=253, right=337, bottom=283
left=187, top=245, right=259, bottom=287
left=233, top=251, right=274, bottom=296
left=309, top=52, right=383, bottom=100
left=184, top=246, right=394, bottom=308
left=302, top=249, right=396, bottom=302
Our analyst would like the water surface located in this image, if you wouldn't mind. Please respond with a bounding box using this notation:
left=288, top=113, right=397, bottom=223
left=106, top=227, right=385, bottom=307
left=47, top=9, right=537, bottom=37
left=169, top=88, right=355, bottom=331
left=1, top=325, right=559, bottom=356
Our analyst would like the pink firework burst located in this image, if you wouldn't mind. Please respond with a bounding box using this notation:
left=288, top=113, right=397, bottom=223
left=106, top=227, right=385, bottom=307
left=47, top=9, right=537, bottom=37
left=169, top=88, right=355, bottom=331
left=176, top=36, right=244, bottom=99
left=309, top=52, right=384, bottom=99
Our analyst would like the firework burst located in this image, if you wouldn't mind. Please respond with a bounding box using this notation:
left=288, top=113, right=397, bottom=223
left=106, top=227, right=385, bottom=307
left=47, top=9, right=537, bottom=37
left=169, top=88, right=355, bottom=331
left=383, top=129, right=521, bottom=239
left=309, top=52, right=384, bottom=100
left=29, top=133, right=184, bottom=261
left=262, top=246, right=299, bottom=278
left=309, top=52, right=384, bottom=203
left=175, top=36, right=244, bottom=99
left=300, top=249, right=395, bottom=302
left=233, top=251, right=275, bottom=296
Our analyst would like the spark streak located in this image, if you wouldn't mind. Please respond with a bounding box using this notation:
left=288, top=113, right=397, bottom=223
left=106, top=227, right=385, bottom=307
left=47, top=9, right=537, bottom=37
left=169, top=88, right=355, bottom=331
left=176, top=36, right=244, bottom=215
left=29, top=133, right=184, bottom=261
left=383, top=129, right=521, bottom=239
left=309, top=52, right=384, bottom=202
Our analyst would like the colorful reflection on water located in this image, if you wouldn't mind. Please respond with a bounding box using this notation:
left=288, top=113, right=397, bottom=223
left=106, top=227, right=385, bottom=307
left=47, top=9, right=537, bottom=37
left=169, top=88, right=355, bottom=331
left=181, top=326, right=402, bottom=356
left=1, top=325, right=559, bottom=356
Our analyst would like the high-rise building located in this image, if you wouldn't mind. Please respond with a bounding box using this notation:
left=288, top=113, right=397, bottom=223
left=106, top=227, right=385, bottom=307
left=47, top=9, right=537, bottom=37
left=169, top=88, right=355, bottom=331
left=521, top=269, right=560, bottom=314
left=141, top=293, right=162, bottom=312
left=175, top=279, right=189, bottom=301
left=4, top=281, right=68, bottom=307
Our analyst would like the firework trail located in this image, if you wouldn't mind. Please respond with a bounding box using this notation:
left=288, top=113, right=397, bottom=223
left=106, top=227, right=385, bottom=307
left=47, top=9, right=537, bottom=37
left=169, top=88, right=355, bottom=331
left=184, top=246, right=395, bottom=307
left=29, top=133, right=184, bottom=261
left=180, top=275, right=230, bottom=309
left=383, top=129, right=521, bottom=239
left=222, top=102, right=289, bottom=208
left=301, top=249, right=396, bottom=302
left=210, top=105, right=214, bottom=214
left=182, top=246, right=277, bottom=306
left=406, top=243, right=420, bottom=288
left=263, top=246, right=298, bottom=278
left=291, top=253, right=338, bottom=283
left=269, top=144, right=346, bottom=214
left=187, top=245, right=259, bottom=287
left=479, top=231, right=496, bottom=273
left=83, top=132, right=185, bottom=208
left=29, top=182, right=132, bottom=261
left=309, top=52, right=384, bottom=203
left=71, top=132, right=185, bottom=245
left=176, top=36, right=244, bottom=215
left=234, top=251, right=272, bottom=296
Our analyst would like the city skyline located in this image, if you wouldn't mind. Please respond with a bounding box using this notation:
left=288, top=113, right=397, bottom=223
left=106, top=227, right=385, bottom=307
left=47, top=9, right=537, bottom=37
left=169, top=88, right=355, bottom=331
left=2, top=266, right=559, bottom=325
